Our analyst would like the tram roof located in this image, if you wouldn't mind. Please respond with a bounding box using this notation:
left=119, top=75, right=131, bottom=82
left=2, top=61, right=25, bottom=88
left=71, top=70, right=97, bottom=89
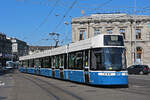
left=19, top=34, right=123, bottom=60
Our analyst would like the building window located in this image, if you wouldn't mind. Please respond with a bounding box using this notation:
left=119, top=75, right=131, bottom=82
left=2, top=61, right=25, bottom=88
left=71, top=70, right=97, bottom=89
left=136, top=47, right=142, bottom=64
left=136, top=29, right=141, bottom=40
left=120, top=29, right=126, bottom=39
left=79, top=30, right=85, bottom=40
left=94, top=28, right=100, bottom=36
left=107, top=29, right=113, bottom=34
left=136, top=47, right=142, bottom=59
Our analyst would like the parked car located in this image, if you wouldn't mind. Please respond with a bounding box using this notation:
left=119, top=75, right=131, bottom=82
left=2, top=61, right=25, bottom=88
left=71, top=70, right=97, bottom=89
left=127, top=65, right=149, bottom=75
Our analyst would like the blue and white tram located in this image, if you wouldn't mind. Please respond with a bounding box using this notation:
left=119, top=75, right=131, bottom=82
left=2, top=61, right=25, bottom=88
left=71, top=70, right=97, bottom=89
left=19, top=34, right=128, bottom=86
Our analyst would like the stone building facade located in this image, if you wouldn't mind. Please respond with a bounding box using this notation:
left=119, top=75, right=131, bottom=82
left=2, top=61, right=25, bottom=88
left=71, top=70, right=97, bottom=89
left=0, top=33, right=12, bottom=66
left=71, top=13, right=150, bottom=67
left=0, top=33, right=12, bottom=55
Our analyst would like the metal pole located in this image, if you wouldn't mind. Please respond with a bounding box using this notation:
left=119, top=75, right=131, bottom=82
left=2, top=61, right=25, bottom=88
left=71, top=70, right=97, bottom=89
left=11, top=47, right=13, bottom=61
left=134, top=0, right=137, bottom=64
left=64, top=22, right=69, bottom=44
left=66, top=44, right=69, bottom=79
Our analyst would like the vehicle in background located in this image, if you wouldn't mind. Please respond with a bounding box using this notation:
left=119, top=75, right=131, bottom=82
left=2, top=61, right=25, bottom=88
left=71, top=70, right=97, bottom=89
left=127, top=65, right=149, bottom=75
left=6, top=61, right=18, bottom=69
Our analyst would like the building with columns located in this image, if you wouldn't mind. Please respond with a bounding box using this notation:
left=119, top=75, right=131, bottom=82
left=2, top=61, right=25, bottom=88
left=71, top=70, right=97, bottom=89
left=71, top=13, right=150, bottom=67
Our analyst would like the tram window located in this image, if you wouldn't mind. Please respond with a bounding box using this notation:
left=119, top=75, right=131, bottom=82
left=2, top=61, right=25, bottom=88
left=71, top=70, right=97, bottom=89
left=64, top=54, right=67, bottom=69
left=91, top=49, right=104, bottom=70
left=43, top=57, right=46, bottom=68
left=22, top=61, right=24, bottom=66
left=43, top=57, right=50, bottom=68
left=59, top=55, right=64, bottom=67
left=23, top=60, right=28, bottom=67
left=95, top=54, right=103, bottom=69
left=21, top=61, right=23, bottom=66
left=40, top=58, right=43, bottom=68
left=34, top=59, right=41, bottom=67
left=69, top=51, right=83, bottom=70
left=29, top=59, right=34, bottom=67
left=49, top=57, right=51, bottom=68
left=76, top=52, right=83, bottom=69
left=26, top=60, right=29, bottom=67
left=27, top=60, right=29, bottom=67
left=19, top=61, right=23, bottom=67
left=68, top=53, right=75, bottom=69
left=32, top=59, right=34, bottom=67
left=19, top=61, right=22, bottom=66
left=22, top=61, right=24, bottom=67
left=55, top=56, right=59, bottom=69
left=51, top=56, right=55, bottom=68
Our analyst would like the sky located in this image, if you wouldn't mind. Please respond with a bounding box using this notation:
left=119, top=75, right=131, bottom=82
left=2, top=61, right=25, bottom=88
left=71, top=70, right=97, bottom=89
left=0, top=0, right=150, bottom=46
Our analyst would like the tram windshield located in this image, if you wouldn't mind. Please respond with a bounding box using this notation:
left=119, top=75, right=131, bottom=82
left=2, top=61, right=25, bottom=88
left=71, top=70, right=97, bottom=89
left=91, top=48, right=126, bottom=71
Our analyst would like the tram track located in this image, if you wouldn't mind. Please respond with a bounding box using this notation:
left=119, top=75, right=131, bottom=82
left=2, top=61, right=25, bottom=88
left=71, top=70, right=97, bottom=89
left=2, top=70, right=150, bottom=100
left=22, top=76, right=60, bottom=100
left=21, top=74, right=84, bottom=100
left=115, top=87, right=150, bottom=96
left=113, top=78, right=150, bottom=96
left=21, top=73, right=150, bottom=97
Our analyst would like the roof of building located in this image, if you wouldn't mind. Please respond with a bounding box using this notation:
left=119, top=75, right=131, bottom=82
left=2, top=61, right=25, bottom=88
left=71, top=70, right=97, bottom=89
left=29, top=46, right=55, bottom=50
left=71, top=13, right=150, bottom=23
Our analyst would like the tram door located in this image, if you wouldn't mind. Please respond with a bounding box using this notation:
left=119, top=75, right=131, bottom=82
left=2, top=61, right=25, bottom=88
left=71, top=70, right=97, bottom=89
left=84, top=67, right=89, bottom=83
left=84, top=50, right=90, bottom=83
left=35, top=67, right=40, bottom=75
left=59, top=55, right=64, bottom=79
left=60, top=68, right=64, bottom=79
left=52, top=68, right=55, bottom=77
left=52, top=57, right=55, bottom=77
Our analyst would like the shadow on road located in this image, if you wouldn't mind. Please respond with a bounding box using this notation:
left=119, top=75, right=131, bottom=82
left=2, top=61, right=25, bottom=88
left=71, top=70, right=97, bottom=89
left=0, top=96, right=7, bottom=100
left=0, top=69, right=16, bottom=76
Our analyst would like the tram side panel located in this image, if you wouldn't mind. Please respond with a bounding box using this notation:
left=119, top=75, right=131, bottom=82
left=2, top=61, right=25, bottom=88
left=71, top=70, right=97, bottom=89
left=68, top=70, right=85, bottom=83
left=55, top=69, right=60, bottom=78
left=27, top=68, right=35, bottom=74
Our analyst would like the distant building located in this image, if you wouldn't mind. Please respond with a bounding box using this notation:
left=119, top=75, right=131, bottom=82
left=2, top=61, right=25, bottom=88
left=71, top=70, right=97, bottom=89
left=10, top=38, right=29, bottom=60
left=71, top=13, right=150, bottom=67
left=0, top=33, right=12, bottom=66
left=0, top=32, right=29, bottom=62
left=29, top=46, right=54, bottom=55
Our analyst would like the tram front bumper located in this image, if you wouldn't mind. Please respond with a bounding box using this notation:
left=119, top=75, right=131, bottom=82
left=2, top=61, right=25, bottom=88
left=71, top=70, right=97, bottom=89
left=89, top=72, right=128, bottom=85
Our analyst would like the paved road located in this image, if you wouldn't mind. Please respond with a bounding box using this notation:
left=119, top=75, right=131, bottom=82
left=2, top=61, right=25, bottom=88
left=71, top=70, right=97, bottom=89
left=0, top=71, right=150, bottom=100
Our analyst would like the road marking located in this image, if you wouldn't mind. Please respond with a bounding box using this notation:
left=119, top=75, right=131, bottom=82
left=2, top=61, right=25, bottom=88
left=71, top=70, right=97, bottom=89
left=0, top=81, right=5, bottom=86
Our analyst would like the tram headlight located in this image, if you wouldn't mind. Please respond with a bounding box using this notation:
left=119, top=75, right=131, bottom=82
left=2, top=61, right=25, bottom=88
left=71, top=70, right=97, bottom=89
left=109, top=67, right=112, bottom=70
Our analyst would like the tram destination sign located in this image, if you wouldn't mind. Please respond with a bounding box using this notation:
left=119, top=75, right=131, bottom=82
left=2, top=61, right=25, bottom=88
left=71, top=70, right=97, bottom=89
left=104, top=35, right=124, bottom=46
